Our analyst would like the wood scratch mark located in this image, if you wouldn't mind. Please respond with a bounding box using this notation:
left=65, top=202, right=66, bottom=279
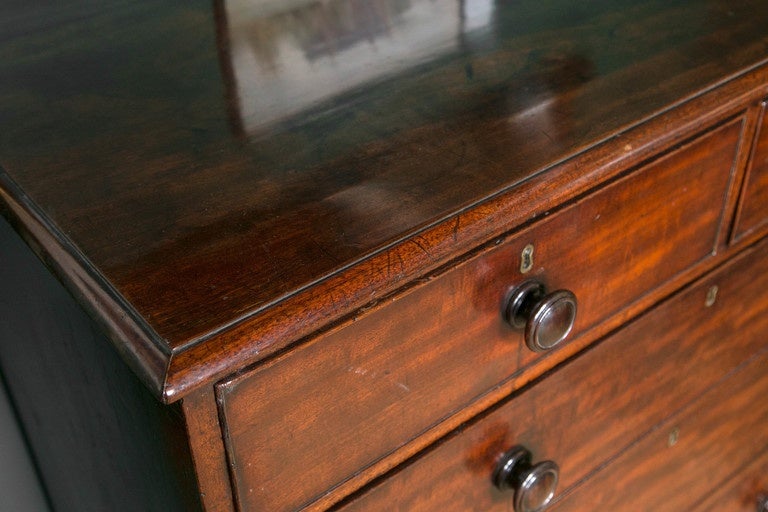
left=411, top=237, right=431, bottom=259
left=540, top=129, right=554, bottom=144
left=347, top=366, right=411, bottom=394
left=396, top=251, right=406, bottom=274
left=310, top=237, right=339, bottom=265
left=453, top=216, right=460, bottom=242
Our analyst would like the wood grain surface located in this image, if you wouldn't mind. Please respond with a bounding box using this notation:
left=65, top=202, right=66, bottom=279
left=331, top=237, right=768, bottom=512
left=2, top=1, right=768, bottom=399
left=216, top=117, right=741, bottom=512
left=695, top=448, right=768, bottom=511
left=549, top=347, right=768, bottom=511
left=734, top=100, right=768, bottom=241
left=181, top=388, right=236, bottom=512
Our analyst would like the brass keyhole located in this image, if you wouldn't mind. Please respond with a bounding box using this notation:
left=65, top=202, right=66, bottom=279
left=668, top=427, right=680, bottom=447
left=705, top=285, right=718, bottom=307
left=521, top=244, right=534, bottom=274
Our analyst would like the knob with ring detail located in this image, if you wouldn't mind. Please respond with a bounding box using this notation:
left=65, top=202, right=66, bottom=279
left=493, top=445, right=560, bottom=512
left=504, top=280, right=578, bottom=352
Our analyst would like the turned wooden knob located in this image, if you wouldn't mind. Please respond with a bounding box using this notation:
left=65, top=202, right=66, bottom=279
left=504, top=280, right=577, bottom=352
left=493, top=446, right=559, bottom=512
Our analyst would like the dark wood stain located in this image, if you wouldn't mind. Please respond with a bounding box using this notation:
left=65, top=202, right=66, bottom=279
left=2, top=0, right=768, bottom=399
left=215, top=118, right=741, bottom=512
left=1, top=3, right=768, bottom=511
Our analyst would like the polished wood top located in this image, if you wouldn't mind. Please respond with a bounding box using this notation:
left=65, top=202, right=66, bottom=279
left=1, top=0, right=767, bottom=400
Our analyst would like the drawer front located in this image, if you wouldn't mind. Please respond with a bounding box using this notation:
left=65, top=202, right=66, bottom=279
left=734, top=100, right=768, bottom=241
left=695, top=448, right=768, bottom=511
left=549, top=348, right=768, bottom=511
left=216, top=120, right=742, bottom=512
left=335, top=238, right=768, bottom=512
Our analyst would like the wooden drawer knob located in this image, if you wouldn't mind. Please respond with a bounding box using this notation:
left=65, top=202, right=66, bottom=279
left=505, top=280, right=577, bottom=352
left=758, top=495, right=768, bottom=512
left=493, top=446, right=559, bottom=512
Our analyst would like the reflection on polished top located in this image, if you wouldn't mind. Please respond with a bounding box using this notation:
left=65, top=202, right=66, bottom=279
left=226, top=0, right=495, bottom=132
left=0, top=0, right=767, bottom=399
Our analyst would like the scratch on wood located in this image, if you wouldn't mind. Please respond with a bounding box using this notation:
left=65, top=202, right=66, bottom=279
left=396, top=251, right=406, bottom=275
left=453, top=216, right=460, bottom=242
left=411, top=236, right=431, bottom=259
left=311, top=237, right=339, bottom=265
left=346, top=366, right=411, bottom=394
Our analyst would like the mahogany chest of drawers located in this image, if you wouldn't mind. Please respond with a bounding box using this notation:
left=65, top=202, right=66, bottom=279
left=1, top=1, right=768, bottom=511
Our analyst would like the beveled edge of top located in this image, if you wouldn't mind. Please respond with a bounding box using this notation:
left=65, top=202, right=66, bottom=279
left=0, top=170, right=170, bottom=395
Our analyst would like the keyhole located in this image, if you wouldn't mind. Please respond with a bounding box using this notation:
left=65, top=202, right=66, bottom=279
left=521, top=244, right=534, bottom=274
left=705, top=285, right=718, bottom=307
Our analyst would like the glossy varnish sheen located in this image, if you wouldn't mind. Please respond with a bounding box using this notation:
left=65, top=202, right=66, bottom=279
left=217, top=118, right=740, bottom=512
left=334, top=237, right=768, bottom=512
left=1, top=3, right=768, bottom=512
left=1, top=1, right=768, bottom=399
